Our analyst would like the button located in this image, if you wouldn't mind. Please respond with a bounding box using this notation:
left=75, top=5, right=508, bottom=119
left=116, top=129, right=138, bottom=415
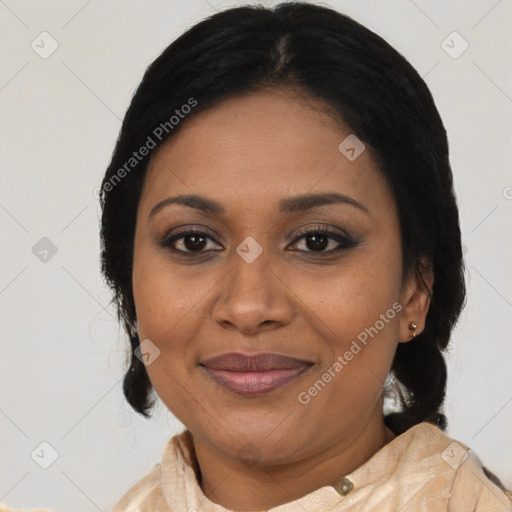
left=334, top=477, right=354, bottom=496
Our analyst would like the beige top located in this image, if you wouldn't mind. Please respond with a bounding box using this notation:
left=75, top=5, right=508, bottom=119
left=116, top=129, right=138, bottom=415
left=112, top=422, right=512, bottom=511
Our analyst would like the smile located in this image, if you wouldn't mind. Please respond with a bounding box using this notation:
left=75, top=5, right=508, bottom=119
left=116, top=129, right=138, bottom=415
left=200, top=365, right=314, bottom=396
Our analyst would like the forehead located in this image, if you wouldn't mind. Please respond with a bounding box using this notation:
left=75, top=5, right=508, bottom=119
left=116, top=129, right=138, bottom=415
left=139, top=88, right=393, bottom=217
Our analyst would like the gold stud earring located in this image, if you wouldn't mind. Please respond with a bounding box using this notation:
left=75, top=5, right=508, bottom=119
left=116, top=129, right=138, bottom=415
left=408, top=322, right=418, bottom=339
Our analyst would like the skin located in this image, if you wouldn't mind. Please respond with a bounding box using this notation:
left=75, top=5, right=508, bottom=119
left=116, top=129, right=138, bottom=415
left=132, top=87, right=433, bottom=511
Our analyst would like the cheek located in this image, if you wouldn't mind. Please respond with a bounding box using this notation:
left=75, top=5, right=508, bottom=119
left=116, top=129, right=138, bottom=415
left=132, top=252, right=200, bottom=420
left=293, top=253, right=402, bottom=342
left=132, top=241, right=206, bottom=339
left=131, top=247, right=224, bottom=405
left=290, top=247, right=402, bottom=398
left=296, top=285, right=401, bottom=430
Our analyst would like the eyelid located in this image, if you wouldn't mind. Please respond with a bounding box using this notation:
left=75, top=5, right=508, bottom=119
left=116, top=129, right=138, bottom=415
left=292, top=223, right=352, bottom=241
left=163, top=225, right=220, bottom=242
left=162, top=223, right=350, bottom=242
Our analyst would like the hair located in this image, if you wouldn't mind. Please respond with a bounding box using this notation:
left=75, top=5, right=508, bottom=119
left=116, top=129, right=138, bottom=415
left=99, top=1, right=466, bottom=435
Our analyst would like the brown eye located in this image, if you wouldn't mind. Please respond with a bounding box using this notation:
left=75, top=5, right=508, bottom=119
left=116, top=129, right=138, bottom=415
left=160, top=225, right=358, bottom=259
left=160, top=228, right=222, bottom=254
left=289, top=227, right=358, bottom=254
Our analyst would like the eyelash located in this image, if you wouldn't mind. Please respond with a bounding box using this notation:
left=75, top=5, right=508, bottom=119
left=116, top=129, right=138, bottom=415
left=159, top=225, right=358, bottom=258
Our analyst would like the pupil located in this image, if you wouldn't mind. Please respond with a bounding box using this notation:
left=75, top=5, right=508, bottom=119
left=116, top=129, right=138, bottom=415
left=307, top=234, right=327, bottom=251
left=185, top=235, right=206, bottom=251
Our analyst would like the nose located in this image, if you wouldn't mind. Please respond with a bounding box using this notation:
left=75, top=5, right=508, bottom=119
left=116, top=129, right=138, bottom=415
left=212, top=246, right=295, bottom=335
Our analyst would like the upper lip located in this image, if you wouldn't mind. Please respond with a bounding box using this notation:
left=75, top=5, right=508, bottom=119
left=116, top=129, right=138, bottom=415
left=200, top=352, right=314, bottom=372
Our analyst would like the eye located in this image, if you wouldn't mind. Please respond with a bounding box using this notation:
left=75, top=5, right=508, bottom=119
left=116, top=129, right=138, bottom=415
left=289, top=225, right=358, bottom=255
left=160, top=227, right=222, bottom=255
left=159, top=225, right=358, bottom=257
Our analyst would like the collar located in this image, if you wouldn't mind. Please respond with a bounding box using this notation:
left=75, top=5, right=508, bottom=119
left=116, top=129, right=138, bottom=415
left=159, top=422, right=459, bottom=511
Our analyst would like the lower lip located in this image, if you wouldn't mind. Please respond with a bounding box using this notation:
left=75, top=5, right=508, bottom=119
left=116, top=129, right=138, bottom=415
left=201, top=365, right=312, bottom=396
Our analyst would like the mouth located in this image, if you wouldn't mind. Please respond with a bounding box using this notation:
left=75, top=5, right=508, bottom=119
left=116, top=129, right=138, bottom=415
left=199, top=352, right=315, bottom=396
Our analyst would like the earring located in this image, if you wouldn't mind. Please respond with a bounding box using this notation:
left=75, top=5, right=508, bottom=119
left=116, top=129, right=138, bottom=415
left=408, top=322, right=418, bottom=339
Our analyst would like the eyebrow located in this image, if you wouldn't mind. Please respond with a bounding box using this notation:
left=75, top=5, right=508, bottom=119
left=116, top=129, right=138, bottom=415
left=148, top=192, right=369, bottom=219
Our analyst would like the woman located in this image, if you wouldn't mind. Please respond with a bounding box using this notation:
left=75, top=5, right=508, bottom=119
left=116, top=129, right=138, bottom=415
left=99, top=2, right=512, bottom=510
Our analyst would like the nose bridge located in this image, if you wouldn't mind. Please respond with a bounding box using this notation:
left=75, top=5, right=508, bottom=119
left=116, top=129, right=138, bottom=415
left=228, top=240, right=275, bottom=303
left=212, top=239, right=293, bottom=332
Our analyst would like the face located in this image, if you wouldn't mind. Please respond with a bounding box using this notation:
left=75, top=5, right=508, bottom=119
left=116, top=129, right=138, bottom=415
left=132, top=87, right=428, bottom=465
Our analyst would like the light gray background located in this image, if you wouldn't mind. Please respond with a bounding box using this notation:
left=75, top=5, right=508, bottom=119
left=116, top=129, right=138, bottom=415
left=1, top=0, right=511, bottom=510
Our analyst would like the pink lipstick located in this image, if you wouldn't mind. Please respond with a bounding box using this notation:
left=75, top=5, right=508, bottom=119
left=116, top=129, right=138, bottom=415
left=199, top=352, right=314, bottom=396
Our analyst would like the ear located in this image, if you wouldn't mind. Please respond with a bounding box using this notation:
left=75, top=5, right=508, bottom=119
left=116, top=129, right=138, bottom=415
left=398, top=258, right=434, bottom=343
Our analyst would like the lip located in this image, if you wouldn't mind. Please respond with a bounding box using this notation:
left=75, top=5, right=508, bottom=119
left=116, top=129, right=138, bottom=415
left=199, top=352, right=314, bottom=396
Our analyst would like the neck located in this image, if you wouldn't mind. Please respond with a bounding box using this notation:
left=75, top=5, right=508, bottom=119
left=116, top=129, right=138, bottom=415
left=193, top=409, right=396, bottom=511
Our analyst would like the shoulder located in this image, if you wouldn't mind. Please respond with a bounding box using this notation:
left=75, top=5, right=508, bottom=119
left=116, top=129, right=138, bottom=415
left=112, top=462, right=168, bottom=511
left=412, top=422, right=512, bottom=511
left=448, top=446, right=512, bottom=511
left=353, top=420, right=512, bottom=511
left=111, top=429, right=193, bottom=512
